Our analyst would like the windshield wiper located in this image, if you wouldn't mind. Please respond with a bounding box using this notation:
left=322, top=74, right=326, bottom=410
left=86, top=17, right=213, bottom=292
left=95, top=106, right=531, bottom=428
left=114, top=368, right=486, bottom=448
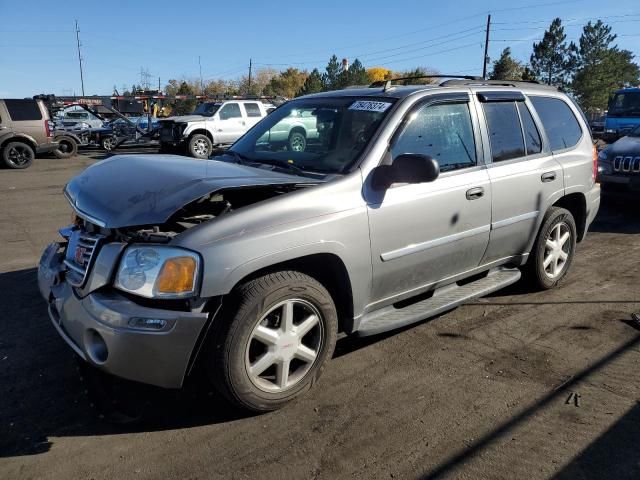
left=253, top=158, right=307, bottom=176
left=221, top=150, right=252, bottom=165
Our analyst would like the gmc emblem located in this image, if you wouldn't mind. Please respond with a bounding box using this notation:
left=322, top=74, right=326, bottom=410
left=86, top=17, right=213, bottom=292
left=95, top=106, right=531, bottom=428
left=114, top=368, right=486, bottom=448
left=74, top=246, right=86, bottom=265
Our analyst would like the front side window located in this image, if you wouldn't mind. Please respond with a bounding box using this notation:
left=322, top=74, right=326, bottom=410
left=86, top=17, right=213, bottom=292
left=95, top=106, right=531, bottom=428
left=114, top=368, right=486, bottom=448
left=226, top=97, right=395, bottom=176
left=483, top=102, right=525, bottom=162
left=517, top=102, right=542, bottom=155
left=392, top=102, right=476, bottom=172
left=5, top=99, right=42, bottom=121
left=219, top=103, right=242, bottom=120
left=244, top=103, right=262, bottom=117
left=530, top=96, right=582, bottom=152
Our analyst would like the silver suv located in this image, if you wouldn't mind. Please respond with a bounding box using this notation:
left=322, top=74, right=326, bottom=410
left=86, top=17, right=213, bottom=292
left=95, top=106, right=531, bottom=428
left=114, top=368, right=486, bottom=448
left=38, top=78, right=600, bottom=411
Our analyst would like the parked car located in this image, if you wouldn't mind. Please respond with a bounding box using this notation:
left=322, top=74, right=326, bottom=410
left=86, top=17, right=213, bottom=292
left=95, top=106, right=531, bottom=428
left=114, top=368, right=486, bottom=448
left=597, top=124, right=640, bottom=191
left=56, top=109, right=105, bottom=130
left=0, top=98, right=58, bottom=168
left=99, top=116, right=162, bottom=150
left=38, top=79, right=600, bottom=412
left=604, top=87, right=640, bottom=142
left=158, top=100, right=273, bottom=158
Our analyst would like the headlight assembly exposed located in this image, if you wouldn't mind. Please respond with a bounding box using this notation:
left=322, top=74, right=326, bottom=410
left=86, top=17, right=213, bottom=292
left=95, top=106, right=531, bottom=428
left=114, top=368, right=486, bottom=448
left=115, top=246, right=200, bottom=299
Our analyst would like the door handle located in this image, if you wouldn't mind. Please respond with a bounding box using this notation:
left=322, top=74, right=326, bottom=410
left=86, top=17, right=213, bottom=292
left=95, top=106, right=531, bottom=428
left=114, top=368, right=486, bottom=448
left=541, top=171, right=556, bottom=182
left=466, top=187, right=484, bottom=200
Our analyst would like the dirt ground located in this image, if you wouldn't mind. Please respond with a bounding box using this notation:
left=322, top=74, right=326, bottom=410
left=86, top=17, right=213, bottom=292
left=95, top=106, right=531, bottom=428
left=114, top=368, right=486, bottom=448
left=1, top=150, right=639, bottom=480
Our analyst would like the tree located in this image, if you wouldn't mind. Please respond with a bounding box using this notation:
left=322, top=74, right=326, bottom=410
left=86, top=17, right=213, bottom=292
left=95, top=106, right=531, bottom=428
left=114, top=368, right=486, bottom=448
left=322, top=55, right=341, bottom=90
left=170, top=81, right=196, bottom=115
left=367, top=67, right=393, bottom=83
left=489, top=48, right=526, bottom=80
left=237, top=68, right=278, bottom=96
left=264, top=68, right=308, bottom=98
left=572, top=21, right=640, bottom=111
left=338, top=58, right=369, bottom=88
left=397, top=67, right=439, bottom=84
left=297, top=68, right=324, bottom=96
left=529, top=18, right=578, bottom=87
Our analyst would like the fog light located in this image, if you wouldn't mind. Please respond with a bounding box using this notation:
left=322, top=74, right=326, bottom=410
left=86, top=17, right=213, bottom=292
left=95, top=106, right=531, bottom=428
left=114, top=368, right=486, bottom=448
left=128, top=317, right=167, bottom=330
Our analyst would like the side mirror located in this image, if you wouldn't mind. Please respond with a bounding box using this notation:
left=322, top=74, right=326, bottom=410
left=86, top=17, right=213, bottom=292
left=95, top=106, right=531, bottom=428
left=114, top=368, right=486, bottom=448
left=372, top=153, right=439, bottom=190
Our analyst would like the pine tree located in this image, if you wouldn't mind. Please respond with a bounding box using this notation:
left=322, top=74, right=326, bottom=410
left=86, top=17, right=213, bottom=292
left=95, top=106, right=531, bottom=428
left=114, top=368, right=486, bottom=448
left=572, top=21, right=640, bottom=111
left=322, top=55, right=341, bottom=91
left=489, top=48, right=525, bottom=80
left=297, top=69, right=324, bottom=96
left=529, top=18, right=578, bottom=87
left=346, top=59, right=369, bottom=86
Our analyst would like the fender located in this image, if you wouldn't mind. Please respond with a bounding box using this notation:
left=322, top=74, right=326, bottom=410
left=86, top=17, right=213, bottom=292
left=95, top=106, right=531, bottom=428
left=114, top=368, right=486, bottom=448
left=0, top=132, right=38, bottom=150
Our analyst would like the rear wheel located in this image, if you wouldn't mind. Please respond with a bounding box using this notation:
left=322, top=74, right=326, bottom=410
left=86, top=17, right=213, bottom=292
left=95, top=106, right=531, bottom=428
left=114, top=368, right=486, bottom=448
left=209, top=271, right=338, bottom=411
left=101, top=136, right=116, bottom=151
left=188, top=134, right=212, bottom=159
left=2, top=141, right=34, bottom=169
left=53, top=136, right=78, bottom=159
left=526, top=206, right=576, bottom=290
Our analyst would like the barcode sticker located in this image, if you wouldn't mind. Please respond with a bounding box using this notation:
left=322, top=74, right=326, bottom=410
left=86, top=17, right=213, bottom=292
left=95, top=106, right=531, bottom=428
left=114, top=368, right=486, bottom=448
left=348, top=101, right=392, bottom=112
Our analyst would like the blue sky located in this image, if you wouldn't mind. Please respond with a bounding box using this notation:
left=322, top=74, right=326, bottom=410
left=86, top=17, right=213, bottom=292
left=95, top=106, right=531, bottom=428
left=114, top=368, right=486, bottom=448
left=1, top=0, right=639, bottom=97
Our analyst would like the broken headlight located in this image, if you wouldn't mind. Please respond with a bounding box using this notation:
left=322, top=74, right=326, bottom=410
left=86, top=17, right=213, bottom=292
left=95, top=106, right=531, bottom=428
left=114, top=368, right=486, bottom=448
left=114, top=246, right=201, bottom=299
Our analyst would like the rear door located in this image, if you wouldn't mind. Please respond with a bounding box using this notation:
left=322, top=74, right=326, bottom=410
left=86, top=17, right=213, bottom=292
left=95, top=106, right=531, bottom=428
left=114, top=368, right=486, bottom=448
left=242, top=102, right=264, bottom=129
left=477, top=91, right=564, bottom=264
left=216, top=102, right=246, bottom=143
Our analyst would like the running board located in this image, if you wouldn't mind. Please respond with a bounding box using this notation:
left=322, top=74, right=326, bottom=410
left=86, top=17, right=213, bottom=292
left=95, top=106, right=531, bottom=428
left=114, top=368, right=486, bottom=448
left=356, top=268, right=521, bottom=337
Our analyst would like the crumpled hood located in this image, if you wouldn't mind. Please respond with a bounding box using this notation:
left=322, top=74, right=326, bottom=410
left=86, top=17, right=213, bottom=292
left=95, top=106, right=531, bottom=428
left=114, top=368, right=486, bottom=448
left=64, top=155, right=313, bottom=228
left=162, top=115, right=211, bottom=123
left=607, top=135, right=640, bottom=157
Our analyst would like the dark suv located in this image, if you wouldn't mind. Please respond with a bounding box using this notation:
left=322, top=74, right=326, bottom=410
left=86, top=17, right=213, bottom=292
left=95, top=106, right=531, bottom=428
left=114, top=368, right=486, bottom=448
left=0, top=98, right=58, bottom=168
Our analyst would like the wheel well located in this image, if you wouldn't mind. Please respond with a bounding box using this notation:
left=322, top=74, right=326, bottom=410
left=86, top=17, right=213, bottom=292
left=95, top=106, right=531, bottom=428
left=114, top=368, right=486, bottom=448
left=289, top=127, right=306, bottom=138
left=1, top=136, right=36, bottom=153
left=553, top=193, right=587, bottom=242
left=232, top=253, right=354, bottom=333
left=189, top=129, right=214, bottom=142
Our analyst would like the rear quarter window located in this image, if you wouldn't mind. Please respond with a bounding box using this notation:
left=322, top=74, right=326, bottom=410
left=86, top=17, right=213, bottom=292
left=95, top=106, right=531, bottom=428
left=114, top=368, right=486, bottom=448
left=4, top=99, right=43, bottom=121
left=529, top=96, right=582, bottom=152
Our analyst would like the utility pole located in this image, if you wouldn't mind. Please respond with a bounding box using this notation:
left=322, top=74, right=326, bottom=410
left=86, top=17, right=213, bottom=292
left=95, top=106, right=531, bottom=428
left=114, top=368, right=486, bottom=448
left=482, top=14, right=491, bottom=80
left=248, top=58, right=252, bottom=94
left=199, top=56, right=204, bottom=94
left=158, top=77, right=161, bottom=92
left=75, top=20, right=85, bottom=96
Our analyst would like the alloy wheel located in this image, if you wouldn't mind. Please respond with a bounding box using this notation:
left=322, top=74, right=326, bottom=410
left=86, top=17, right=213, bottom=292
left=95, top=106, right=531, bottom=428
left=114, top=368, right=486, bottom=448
left=7, top=145, right=31, bottom=167
left=245, top=299, right=324, bottom=393
left=543, top=222, right=571, bottom=279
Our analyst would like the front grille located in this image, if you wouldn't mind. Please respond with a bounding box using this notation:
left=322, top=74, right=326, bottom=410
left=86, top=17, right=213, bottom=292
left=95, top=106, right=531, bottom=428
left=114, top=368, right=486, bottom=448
left=63, top=229, right=103, bottom=287
left=613, top=156, right=640, bottom=173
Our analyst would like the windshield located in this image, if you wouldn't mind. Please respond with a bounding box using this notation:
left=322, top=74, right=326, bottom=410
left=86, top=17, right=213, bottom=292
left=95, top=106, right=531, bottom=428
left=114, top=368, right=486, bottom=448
left=224, top=97, right=396, bottom=176
left=608, top=92, right=640, bottom=117
left=193, top=102, right=221, bottom=117
left=630, top=125, right=640, bottom=137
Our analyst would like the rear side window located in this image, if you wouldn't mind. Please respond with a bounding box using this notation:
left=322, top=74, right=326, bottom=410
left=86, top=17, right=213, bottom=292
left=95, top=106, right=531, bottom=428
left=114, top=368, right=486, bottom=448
left=244, top=103, right=262, bottom=117
left=530, top=96, right=582, bottom=151
left=517, top=103, right=542, bottom=155
left=483, top=102, right=525, bottom=162
left=5, top=99, right=42, bottom=121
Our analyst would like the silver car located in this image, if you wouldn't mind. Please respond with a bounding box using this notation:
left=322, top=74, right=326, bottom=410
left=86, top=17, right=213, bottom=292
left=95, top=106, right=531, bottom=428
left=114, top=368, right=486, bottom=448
left=38, top=79, right=600, bottom=411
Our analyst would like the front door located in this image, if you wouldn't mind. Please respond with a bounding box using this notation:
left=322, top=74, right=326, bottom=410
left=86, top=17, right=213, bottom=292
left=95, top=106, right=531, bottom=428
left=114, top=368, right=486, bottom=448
left=216, top=102, right=246, bottom=143
left=365, top=95, right=492, bottom=308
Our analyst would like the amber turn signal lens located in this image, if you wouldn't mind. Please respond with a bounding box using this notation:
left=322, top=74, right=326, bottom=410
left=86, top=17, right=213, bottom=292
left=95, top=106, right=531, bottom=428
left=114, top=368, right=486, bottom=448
left=156, top=257, right=197, bottom=294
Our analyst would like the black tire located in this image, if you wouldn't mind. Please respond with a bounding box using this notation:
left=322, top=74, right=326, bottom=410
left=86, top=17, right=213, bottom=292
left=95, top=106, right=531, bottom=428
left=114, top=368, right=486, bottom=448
left=525, top=206, right=577, bottom=290
left=101, top=136, right=117, bottom=151
left=2, top=141, right=34, bottom=169
left=209, top=271, right=338, bottom=412
left=288, top=130, right=307, bottom=152
left=188, top=134, right=213, bottom=159
left=53, top=136, right=78, bottom=159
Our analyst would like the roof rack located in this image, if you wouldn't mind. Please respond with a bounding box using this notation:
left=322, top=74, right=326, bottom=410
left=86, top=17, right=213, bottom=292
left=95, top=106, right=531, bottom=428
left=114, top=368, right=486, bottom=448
left=370, top=75, right=483, bottom=92
left=438, top=79, right=558, bottom=91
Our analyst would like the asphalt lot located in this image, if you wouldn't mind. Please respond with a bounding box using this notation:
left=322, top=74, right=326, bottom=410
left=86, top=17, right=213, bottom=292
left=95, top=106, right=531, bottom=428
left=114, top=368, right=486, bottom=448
left=1, top=150, right=639, bottom=479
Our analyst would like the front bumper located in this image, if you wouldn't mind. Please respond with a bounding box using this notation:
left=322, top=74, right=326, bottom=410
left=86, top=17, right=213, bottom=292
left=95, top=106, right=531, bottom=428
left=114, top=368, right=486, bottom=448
left=38, top=241, right=209, bottom=388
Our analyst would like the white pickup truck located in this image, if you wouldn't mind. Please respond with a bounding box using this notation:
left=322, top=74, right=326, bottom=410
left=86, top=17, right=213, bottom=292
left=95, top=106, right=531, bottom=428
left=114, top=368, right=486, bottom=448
left=159, top=100, right=275, bottom=158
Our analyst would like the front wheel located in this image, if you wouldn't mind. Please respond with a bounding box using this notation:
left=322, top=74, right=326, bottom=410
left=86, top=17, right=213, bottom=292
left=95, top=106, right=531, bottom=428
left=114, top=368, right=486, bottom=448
left=101, top=136, right=116, bottom=151
left=53, top=136, right=78, bottom=158
left=188, top=134, right=212, bottom=159
left=2, top=142, right=34, bottom=169
left=209, top=271, right=338, bottom=412
left=526, top=206, right=577, bottom=290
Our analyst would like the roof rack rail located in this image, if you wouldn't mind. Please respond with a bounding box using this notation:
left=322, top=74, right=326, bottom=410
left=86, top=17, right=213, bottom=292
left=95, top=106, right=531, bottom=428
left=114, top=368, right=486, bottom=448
left=370, top=75, right=483, bottom=92
left=439, top=79, right=558, bottom=91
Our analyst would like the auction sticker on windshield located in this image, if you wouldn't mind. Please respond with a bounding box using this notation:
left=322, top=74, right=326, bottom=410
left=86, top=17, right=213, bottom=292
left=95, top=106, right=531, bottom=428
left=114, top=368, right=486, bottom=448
left=349, top=100, right=392, bottom=112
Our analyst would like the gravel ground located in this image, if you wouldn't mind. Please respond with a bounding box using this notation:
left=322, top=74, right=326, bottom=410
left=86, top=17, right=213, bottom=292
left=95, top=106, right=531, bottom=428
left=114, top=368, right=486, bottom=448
left=1, top=150, right=639, bottom=480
